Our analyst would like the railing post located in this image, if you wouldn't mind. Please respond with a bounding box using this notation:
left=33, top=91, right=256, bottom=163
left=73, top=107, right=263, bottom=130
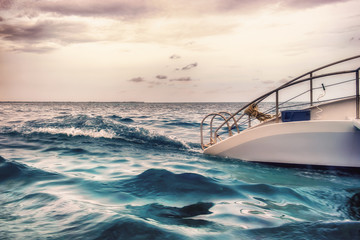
left=209, top=118, right=214, bottom=143
left=276, top=90, right=279, bottom=123
left=310, top=72, right=313, bottom=106
left=356, top=69, right=359, bottom=119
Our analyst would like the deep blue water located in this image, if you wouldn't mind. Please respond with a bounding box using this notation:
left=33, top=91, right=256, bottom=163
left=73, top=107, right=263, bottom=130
left=0, top=102, right=359, bottom=240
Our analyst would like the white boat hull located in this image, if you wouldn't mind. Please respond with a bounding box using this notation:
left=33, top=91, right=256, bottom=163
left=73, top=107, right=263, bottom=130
left=201, top=56, right=360, bottom=169
left=204, top=120, right=360, bottom=168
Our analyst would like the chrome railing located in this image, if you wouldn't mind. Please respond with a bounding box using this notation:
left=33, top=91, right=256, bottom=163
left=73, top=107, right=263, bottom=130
left=201, top=55, right=360, bottom=150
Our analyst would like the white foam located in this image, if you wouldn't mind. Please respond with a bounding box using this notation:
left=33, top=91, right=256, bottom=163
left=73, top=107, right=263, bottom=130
left=32, top=127, right=116, bottom=139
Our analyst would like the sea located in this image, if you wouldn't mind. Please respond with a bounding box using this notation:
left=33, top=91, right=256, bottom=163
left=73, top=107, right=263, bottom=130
left=0, top=102, right=359, bottom=240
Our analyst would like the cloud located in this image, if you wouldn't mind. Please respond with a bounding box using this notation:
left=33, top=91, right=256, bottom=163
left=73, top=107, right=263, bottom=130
left=37, top=0, right=157, bottom=19
left=175, top=62, right=198, bottom=71
left=0, top=22, right=46, bottom=42
left=156, top=75, right=167, bottom=79
left=0, top=1, right=240, bottom=52
left=0, top=0, right=352, bottom=53
left=181, top=62, right=198, bottom=70
left=0, top=0, right=12, bottom=10
left=282, top=0, right=350, bottom=10
left=170, top=54, right=181, bottom=59
left=170, top=77, right=192, bottom=82
left=11, top=45, right=58, bottom=54
left=217, top=0, right=350, bottom=13
left=0, top=20, right=91, bottom=43
left=0, top=19, right=101, bottom=52
left=3, top=0, right=350, bottom=20
left=129, top=77, right=145, bottom=83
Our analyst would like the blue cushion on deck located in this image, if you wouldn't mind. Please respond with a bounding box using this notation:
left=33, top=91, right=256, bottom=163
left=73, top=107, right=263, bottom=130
left=281, top=110, right=311, bottom=122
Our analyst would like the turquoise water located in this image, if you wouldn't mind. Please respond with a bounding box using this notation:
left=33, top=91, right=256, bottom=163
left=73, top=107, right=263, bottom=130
left=0, top=102, right=359, bottom=240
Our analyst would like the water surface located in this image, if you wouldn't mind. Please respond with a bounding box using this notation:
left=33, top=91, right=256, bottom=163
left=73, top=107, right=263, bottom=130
left=0, top=102, right=359, bottom=239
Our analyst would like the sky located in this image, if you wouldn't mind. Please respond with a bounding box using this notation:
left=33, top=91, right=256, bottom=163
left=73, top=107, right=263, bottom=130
left=0, top=0, right=359, bottom=102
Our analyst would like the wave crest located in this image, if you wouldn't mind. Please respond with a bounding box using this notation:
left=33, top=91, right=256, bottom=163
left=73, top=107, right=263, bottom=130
left=0, top=156, right=60, bottom=184
left=0, top=114, right=195, bottom=150
left=34, top=127, right=116, bottom=139
left=0, top=124, right=191, bottom=150
left=121, top=169, right=240, bottom=200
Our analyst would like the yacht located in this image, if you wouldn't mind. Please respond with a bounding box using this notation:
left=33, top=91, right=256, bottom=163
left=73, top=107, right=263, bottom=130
left=200, top=56, right=360, bottom=168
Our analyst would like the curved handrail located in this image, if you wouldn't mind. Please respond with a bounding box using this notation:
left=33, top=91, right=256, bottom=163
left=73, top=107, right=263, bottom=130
left=281, top=55, right=360, bottom=88
left=214, top=70, right=358, bottom=138
left=214, top=57, right=360, bottom=134
left=210, top=111, right=240, bottom=138
left=200, top=112, right=234, bottom=150
left=201, top=55, right=360, bottom=150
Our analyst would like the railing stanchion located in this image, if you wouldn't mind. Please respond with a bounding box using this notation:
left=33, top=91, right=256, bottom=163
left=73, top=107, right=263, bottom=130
left=310, top=72, right=313, bottom=106
left=276, top=90, right=279, bottom=123
left=356, top=69, right=359, bottom=119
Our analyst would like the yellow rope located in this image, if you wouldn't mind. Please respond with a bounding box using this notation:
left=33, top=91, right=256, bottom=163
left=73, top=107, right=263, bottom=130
left=244, top=103, right=273, bottom=122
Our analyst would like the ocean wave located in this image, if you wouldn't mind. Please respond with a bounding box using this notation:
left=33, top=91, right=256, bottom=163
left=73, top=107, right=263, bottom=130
left=0, top=111, right=195, bottom=150
left=0, top=123, right=192, bottom=151
left=0, top=156, right=61, bottom=184
left=128, top=201, right=214, bottom=219
left=346, top=192, right=360, bottom=220
left=0, top=156, right=24, bottom=182
left=108, top=115, right=134, bottom=123
left=33, top=127, right=116, bottom=139
left=120, top=127, right=191, bottom=149
left=163, top=121, right=199, bottom=128
left=126, top=202, right=215, bottom=228
left=237, top=183, right=310, bottom=203
left=94, top=217, right=186, bottom=240
left=121, top=169, right=241, bottom=200
left=243, top=220, right=360, bottom=240
left=13, top=193, right=59, bottom=211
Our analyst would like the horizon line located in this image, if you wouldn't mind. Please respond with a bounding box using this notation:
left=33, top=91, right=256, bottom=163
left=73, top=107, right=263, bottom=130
left=0, top=100, right=249, bottom=103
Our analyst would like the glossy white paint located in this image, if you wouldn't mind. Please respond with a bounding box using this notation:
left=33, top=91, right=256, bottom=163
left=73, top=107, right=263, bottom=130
left=308, top=97, right=356, bottom=121
left=204, top=98, right=360, bottom=168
